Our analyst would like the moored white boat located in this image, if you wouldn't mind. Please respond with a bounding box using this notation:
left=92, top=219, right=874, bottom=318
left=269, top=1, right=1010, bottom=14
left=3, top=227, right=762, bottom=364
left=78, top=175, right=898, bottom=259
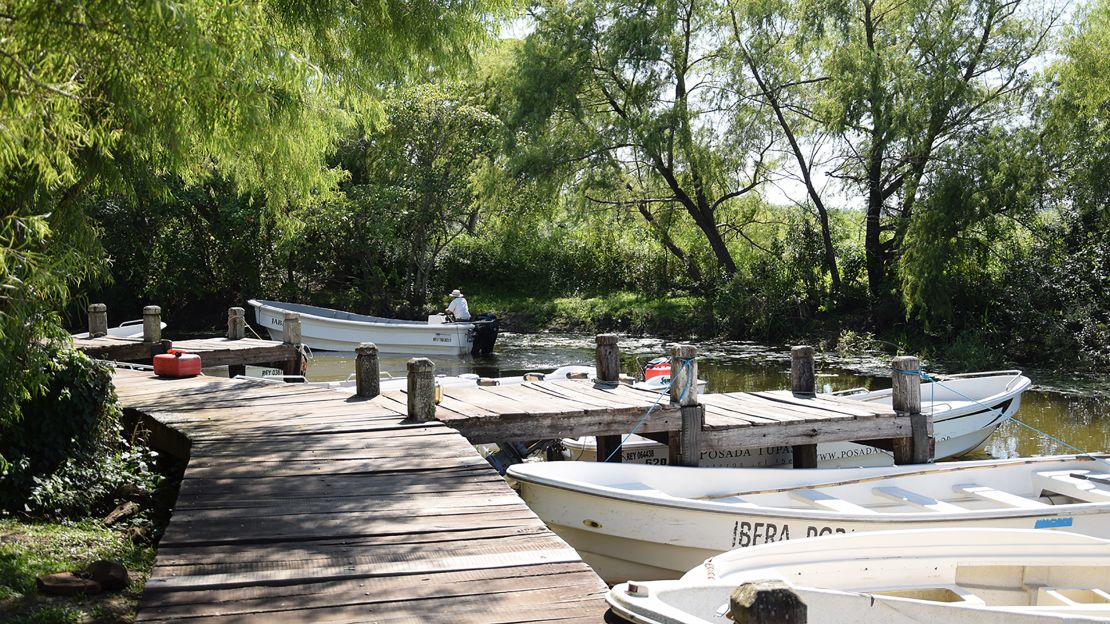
left=248, top=299, right=498, bottom=356
left=562, top=370, right=1031, bottom=467
left=607, top=528, right=1110, bottom=623
left=507, top=454, right=1110, bottom=584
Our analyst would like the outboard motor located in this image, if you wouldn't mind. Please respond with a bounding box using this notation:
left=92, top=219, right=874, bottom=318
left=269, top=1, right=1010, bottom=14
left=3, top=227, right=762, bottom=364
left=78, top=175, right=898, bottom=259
left=470, top=312, right=499, bottom=356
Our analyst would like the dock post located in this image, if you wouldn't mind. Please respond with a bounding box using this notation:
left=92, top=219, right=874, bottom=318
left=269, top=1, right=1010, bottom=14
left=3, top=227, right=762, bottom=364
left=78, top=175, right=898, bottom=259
left=594, top=334, right=623, bottom=463
left=668, top=344, right=702, bottom=467
left=226, top=307, right=247, bottom=378
left=790, top=345, right=818, bottom=468
left=143, top=306, right=162, bottom=343
left=87, top=303, right=108, bottom=338
left=355, top=342, right=380, bottom=398
left=280, top=312, right=304, bottom=379
left=407, top=358, right=436, bottom=422
left=227, top=307, right=245, bottom=340
left=790, top=346, right=816, bottom=397
left=729, top=580, right=807, bottom=624
left=891, top=355, right=932, bottom=464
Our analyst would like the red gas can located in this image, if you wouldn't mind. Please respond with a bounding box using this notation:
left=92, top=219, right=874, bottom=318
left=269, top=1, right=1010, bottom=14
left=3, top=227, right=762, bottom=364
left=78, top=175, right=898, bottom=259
left=153, top=350, right=202, bottom=378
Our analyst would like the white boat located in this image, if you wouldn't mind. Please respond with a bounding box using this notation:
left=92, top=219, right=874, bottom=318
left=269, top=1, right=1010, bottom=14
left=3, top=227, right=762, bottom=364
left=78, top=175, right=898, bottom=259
left=71, top=319, right=167, bottom=339
left=608, top=528, right=1110, bottom=623
left=562, top=370, right=1031, bottom=467
left=247, top=299, right=498, bottom=355
left=507, top=454, right=1110, bottom=584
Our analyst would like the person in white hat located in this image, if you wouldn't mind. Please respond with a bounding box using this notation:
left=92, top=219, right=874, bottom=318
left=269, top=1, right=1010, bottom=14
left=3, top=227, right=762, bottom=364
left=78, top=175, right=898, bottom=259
left=445, top=288, right=471, bottom=321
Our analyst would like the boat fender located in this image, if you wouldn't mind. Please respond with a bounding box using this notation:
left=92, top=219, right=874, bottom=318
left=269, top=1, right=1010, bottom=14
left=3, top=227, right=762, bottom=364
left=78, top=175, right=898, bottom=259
left=153, top=349, right=202, bottom=378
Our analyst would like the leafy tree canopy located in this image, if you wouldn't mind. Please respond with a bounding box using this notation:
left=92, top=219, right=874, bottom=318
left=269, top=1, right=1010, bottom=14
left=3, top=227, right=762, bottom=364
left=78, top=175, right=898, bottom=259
left=0, top=0, right=512, bottom=431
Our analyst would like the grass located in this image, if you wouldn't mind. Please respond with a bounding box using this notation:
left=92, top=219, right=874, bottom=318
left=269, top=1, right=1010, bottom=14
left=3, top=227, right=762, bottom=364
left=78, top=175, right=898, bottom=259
left=0, top=519, right=155, bottom=624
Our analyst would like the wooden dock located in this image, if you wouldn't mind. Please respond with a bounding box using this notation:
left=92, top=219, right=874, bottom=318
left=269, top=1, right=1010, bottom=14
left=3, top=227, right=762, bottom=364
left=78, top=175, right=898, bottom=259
left=75, top=305, right=304, bottom=376
left=379, top=380, right=909, bottom=453
left=114, top=368, right=609, bottom=623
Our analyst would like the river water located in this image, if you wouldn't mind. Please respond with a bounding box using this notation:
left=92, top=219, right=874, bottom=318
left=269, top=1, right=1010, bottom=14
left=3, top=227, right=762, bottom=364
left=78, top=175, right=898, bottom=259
left=297, top=332, right=1110, bottom=459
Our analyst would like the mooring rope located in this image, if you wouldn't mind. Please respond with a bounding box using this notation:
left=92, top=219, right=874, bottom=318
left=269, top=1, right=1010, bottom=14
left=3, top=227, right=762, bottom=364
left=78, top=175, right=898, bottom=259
left=602, top=357, right=696, bottom=463
left=894, top=367, right=1090, bottom=456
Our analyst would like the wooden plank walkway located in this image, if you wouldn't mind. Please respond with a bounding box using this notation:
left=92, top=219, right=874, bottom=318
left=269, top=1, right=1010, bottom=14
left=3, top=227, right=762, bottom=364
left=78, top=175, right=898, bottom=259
left=112, top=369, right=609, bottom=623
left=394, top=381, right=908, bottom=450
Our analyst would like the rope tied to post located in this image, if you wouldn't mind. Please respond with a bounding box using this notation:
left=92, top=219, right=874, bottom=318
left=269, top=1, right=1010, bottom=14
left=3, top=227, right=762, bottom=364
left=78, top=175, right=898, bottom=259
left=602, top=357, right=696, bottom=462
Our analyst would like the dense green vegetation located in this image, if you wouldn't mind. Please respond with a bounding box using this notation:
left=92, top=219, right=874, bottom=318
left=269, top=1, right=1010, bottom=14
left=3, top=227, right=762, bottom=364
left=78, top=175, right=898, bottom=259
left=64, top=0, right=1105, bottom=374
left=1, top=0, right=1109, bottom=511
left=0, top=0, right=1106, bottom=616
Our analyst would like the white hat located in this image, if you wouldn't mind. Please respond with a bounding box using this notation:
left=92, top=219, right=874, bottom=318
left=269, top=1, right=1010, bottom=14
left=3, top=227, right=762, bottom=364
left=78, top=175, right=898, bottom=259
left=449, top=289, right=463, bottom=298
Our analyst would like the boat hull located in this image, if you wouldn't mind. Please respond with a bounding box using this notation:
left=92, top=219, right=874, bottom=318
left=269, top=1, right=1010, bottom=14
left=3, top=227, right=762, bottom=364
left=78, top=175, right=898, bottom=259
left=609, top=529, right=1110, bottom=624
left=563, top=373, right=1030, bottom=467
left=510, top=456, right=1110, bottom=584
left=249, top=299, right=478, bottom=355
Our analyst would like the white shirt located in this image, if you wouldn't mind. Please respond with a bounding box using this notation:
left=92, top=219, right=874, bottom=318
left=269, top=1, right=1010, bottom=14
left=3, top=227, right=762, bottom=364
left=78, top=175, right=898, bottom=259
left=446, top=296, right=470, bottom=321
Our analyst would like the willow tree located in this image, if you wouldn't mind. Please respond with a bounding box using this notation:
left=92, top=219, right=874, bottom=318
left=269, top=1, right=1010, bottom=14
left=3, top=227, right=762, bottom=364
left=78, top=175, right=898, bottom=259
left=729, top=0, right=1053, bottom=300
left=0, top=0, right=509, bottom=428
left=509, top=0, right=774, bottom=288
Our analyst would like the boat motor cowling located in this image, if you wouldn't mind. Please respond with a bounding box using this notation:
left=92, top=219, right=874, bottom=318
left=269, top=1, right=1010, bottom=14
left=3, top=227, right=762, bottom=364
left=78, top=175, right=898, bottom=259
left=470, top=312, right=499, bottom=356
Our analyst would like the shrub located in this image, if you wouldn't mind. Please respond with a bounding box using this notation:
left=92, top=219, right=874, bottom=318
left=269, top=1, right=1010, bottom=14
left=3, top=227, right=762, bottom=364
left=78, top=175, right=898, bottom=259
left=0, top=348, right=159, bottom=519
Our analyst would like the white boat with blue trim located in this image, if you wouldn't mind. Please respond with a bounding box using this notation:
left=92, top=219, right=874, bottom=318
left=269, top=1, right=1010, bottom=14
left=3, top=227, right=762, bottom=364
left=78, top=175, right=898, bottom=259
left=508, top=454, right=1110, bottom=584
left=562, top=370, right=1031, bottom=467
left=608, top=528, right=1110, bottom=623
left=247, top=299, right=498, bottom=355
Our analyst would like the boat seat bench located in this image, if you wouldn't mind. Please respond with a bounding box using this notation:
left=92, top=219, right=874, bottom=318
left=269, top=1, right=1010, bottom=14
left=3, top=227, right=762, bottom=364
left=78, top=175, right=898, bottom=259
left=955, top=484, right=1051, bottom=509
left=790, top=489, right=878, bottom=514
left=872, top=486, right=966, bottom=513
left=1033, top=471, right=1110, bottom=503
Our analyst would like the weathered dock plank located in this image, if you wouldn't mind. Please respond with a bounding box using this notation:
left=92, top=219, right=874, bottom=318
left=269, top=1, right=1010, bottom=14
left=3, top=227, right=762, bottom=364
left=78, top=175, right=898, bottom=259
left=112, top=369, right=609, bottom=623
left=398, top=378, right=908, bottom=452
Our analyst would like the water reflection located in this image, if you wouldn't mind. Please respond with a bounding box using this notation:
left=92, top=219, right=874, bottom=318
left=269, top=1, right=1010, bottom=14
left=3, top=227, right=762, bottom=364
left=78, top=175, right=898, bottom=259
left=299, top=332, right=1110, bottom=458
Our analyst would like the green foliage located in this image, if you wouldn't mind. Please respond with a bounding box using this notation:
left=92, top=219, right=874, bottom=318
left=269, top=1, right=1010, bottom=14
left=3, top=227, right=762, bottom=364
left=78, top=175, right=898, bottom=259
left=0, top=349, right=160, bottom=519
left=87, top=179, right=266, bottom=326
left=476, top=291, right=712, bottom=336
left=507, top=0, right=775, bottom=281
left=0, top=0, right=512, bottom=425
left=292, top=82, right=504, bottom=313
left=0, top=518, right=153, bottom=622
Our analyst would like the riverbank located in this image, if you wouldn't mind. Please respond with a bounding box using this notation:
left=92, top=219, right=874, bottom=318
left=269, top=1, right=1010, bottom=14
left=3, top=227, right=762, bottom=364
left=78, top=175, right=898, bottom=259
left=472, top=291, right=1045, bottom=375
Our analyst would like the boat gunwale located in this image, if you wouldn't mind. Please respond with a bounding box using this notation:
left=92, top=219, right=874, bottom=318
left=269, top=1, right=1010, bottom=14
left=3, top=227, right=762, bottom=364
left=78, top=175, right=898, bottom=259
left=510, top=455, right=1110, bottom=523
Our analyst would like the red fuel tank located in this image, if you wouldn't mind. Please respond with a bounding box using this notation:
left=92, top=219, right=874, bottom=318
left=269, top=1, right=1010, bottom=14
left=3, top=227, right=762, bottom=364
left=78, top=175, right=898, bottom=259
left=153, top=350, right=201, bottom=378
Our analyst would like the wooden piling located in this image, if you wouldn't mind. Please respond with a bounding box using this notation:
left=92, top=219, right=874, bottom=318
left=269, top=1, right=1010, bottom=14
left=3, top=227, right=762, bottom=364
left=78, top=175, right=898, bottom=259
left=790, top=346, right=816, bottom=398
left=280, top=312, right=303, bottom=378
left=225, top=307, right=247, bottom=377
left=355, top=342, right=380, bottom=398
left=407, top=358, right=436, bottom=422
left=668, top=344, right=702, bottom=467
left=282, top=312, right=302, bottom=345
left=891, top=355, right=932, bottom=464
left=730, top=580, right=807, bottom=624
left=87, top=303, right=108, bottom=338
left=594, top=334, right=621, bottom=383
left=143, top=306, right=161, bottom=343
left=227, top=307, right=245, bottom=340
left=595, top=334, right=623, bottom=463
left=790, top=345, right=818, bottom=468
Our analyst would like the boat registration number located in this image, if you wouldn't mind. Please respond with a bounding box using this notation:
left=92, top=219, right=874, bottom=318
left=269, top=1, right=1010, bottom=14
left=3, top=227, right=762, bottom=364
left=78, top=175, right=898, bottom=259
left=731, top=520, right=850, bottom=548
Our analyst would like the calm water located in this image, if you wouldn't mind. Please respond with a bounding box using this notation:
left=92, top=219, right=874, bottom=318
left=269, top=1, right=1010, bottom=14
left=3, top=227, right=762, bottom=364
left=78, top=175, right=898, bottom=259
left=297, top=332, right=1110, bottom=458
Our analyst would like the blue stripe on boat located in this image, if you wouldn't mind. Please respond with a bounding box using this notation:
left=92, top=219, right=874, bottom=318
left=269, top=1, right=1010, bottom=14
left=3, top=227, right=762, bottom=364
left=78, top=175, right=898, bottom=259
left=1035, top=517, right=1074, bottom=529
